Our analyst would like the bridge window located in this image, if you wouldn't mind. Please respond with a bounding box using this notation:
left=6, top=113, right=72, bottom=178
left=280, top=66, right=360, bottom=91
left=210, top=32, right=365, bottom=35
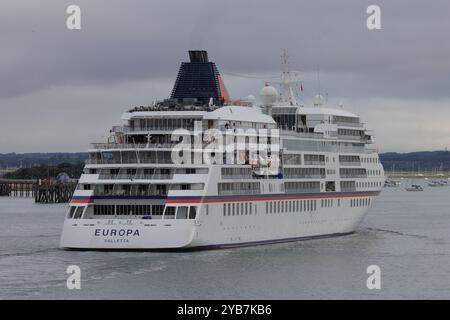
left=164, top=207, right=175, bottom=219
left=73, top=207, right=84, bottom=219
left=176, top=206, right=188, bottom=219
left=68, top=207, right=76, bottom=218
left=189, top=207, right=197, bottom=219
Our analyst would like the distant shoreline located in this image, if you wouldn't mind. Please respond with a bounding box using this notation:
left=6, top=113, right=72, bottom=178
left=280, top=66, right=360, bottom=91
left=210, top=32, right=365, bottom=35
left=1, top=151, right=450, bottom=173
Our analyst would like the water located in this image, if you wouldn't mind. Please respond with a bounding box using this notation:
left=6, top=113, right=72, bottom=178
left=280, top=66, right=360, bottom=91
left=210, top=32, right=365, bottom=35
left=1, top=183, right=450, bottom=299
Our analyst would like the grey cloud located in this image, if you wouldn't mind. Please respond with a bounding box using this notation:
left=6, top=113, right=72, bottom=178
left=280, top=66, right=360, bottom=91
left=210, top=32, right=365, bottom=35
left=1, top=0, right=450, bottom=152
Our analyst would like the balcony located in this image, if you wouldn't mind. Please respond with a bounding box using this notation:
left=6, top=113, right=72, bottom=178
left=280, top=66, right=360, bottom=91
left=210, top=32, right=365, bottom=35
left=123, top=125, right=195, bottom=133
left=98, top=173, right=174, bottom=180
left=340, top=174, right=367, bottom=179
left=284, top=174, right=326, bottom=179
left=303, top=161, right=325, bottom=166
left=89, top=143, right=177, bottom=150
left=335, top=122, right=364, bottom=128
left=339, top=161, right=361, bottom=166
left=86, top=157, right=174, bottom=165
left=337, top=135, right=364, bottom=141
left=94, top=188, right=167, bottom=197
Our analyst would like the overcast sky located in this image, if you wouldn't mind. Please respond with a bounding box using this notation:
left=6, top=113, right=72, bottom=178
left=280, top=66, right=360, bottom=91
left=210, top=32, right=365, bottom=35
left=1, top=0, right=450, bottom=153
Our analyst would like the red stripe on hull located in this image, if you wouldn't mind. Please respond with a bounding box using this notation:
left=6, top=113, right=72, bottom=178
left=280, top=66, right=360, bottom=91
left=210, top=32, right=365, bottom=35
left=70, top=199, right=94, bottom=204
left=166, top=192, right=380, bottom=204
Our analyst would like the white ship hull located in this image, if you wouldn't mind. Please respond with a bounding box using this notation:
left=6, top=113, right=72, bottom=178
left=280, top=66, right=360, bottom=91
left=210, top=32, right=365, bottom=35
left=60, top=194, right=377, bottom=250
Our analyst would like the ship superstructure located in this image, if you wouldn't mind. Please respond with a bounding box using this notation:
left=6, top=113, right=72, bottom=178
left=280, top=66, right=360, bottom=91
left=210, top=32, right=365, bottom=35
left=60, top=51, right=384, bottom=249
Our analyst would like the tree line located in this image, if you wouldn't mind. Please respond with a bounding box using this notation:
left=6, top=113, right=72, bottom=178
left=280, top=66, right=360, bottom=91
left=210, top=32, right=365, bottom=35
left=3, top=163, right=84, bottom=180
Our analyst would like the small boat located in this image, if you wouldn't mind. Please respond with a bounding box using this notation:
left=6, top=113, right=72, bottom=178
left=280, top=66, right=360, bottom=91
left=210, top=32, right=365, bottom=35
left=405, top=184, right=423, bottom=191
left=384, top=179, right=401, bottom=187
left=428, top=180, right=444, bottom=187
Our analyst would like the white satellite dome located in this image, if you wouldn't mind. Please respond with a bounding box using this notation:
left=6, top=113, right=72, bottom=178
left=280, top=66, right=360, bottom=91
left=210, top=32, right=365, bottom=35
left=260, top=84, right=278, bottom=106
left=245, top=94, right=256, bottom=102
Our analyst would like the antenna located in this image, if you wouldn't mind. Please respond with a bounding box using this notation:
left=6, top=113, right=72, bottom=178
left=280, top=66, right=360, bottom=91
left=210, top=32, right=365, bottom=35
left=275, top=49, right=302, bottom=106
left=317, top=66, right=321, bottom=96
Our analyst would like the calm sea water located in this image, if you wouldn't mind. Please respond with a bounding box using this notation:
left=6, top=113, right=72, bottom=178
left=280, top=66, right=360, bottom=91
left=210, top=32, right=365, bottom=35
left=1, top=181, right=450, bottom=299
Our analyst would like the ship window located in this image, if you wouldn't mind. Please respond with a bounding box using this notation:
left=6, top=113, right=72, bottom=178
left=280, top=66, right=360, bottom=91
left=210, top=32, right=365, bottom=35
left=326, top=181, right=336, bottom=192
left=73, top=207, right=84, bottom=219
left=176, top=206, right=188, bottom=219
left=269, top=201, right=273, bottom=213
left=189, top=207, right=197, bottom=219
left=68, top=207, right=76, bottom=218
left=245, top=203, right=248, bottom=215
left=249, top=203, right=253, bottom=215
left=164, top=207, right=175, bottom=219
left=153, top=205, right=164, bottom=216
left=232, top=203, right=235, bottom=216
left=227, top=203, right=231, bottom=216
left=223, top=204, right=226, bottom=216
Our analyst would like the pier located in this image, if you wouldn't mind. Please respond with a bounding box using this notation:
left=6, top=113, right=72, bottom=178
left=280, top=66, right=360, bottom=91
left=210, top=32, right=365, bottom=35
left=34, top=182, right=77, bottom=203
left=0, top=179, right=77, bottom=203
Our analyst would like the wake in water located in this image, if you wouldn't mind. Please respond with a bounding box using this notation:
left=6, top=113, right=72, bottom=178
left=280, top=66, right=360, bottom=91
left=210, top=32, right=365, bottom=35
left=364, top=227, right=429, bottom=240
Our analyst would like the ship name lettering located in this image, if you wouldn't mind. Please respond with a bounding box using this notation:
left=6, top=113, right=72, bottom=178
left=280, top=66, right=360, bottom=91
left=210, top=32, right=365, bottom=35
left=94, top=229, right=140, bottom=237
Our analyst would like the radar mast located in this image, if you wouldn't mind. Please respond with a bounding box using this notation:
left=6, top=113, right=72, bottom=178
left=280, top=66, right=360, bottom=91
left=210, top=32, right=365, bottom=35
left=278, top=50, right=302, bottom=106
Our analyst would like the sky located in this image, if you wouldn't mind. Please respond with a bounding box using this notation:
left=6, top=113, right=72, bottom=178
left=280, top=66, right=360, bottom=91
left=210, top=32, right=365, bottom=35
left=1, top=0, right=450, bottom=153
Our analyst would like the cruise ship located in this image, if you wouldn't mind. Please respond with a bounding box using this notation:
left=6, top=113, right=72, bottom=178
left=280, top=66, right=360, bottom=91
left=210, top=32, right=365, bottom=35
left=60, top=50, right=384, bottom=250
